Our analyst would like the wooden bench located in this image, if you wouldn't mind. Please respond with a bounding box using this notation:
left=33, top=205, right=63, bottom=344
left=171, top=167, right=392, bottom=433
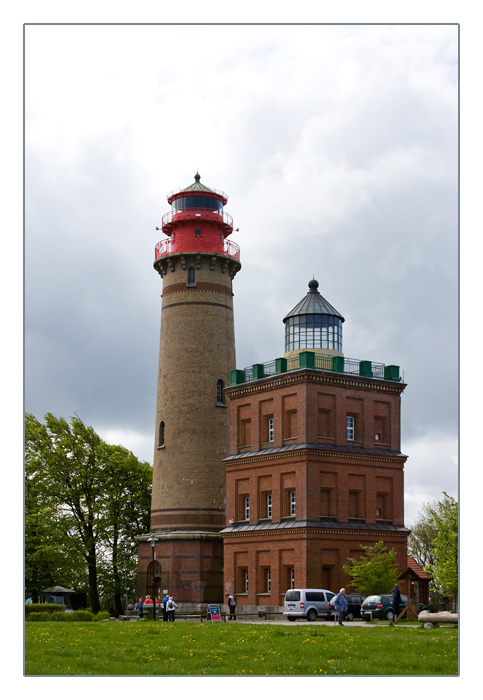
left=418, top=611, right=458, bottom=628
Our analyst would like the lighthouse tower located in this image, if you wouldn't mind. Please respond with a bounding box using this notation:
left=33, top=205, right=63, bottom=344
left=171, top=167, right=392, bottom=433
left=137, top=173, right=241, bottom=607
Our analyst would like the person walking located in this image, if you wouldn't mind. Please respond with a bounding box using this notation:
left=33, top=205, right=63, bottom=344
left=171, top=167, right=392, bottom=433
left=392, top=583, right=402, bottom=622
left=162, top=592, right=169, bottom=621
left=135, top=597, right=144, bottom=619
left=166, top=596, right=178, bottom=622
left=333, top=588, right=349, bottom=625
left=227, top=593, right=237, bottom=620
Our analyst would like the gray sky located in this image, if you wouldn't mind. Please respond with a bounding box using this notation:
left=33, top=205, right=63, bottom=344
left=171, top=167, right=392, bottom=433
left=24, top=23, right=458, bottom=527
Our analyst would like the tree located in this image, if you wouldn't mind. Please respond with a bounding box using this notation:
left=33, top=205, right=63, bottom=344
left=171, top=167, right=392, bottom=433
left=25, top=413, right=152, bottom=613
left=343, top=541, right=399, bottom=594
left=426, top=493, right=458, bottom=601
left=408, top=499, right=440, bottom=571
left=408, top=493, right=458, bottom=606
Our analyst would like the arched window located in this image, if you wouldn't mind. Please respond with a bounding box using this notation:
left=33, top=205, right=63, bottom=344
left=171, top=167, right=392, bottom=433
left=187, top=267, right=196, bottom=286
left=216, top=379, right=225, bottom=404
left=158, top=421, right=165, bottom=448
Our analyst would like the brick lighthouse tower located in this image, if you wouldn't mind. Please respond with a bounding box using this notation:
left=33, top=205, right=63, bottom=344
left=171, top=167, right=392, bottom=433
left=137, top=173, right=241, bottom=609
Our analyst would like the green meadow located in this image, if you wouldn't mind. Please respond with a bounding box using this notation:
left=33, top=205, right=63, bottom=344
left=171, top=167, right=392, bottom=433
left=25, top=621, right=458, bottom=676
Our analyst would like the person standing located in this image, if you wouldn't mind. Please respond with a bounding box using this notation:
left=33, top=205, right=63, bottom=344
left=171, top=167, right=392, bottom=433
left=166, top=596, right=178, bottom=622
left=162, top=592, right=169, bottom=621
left=392, top=584, right=402, bottom=622
left=334, top=588, right=349, bottom=625
left=135, top=597, right=144, bottom=619
left=227, top=593, right=237, bottom=620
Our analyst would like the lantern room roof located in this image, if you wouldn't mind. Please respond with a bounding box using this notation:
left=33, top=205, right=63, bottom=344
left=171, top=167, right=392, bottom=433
left=167, top=173, right=228, bottom=205
left=283, top=279, right=345, bottom=323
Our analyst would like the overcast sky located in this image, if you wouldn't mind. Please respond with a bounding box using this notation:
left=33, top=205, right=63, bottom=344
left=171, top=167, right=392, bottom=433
left=24, top=23, right=459, bottom=527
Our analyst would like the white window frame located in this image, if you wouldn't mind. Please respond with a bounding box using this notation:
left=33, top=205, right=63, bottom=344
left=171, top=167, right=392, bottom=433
left=266, top=493, right=272, bottom=518
left=267, top=417, right=274, bottom=442
left=290, top=567, right=295, bottom=589
left=290, top=490, right=296, bottom=517
left=266, top=568, right=271, bottom=592
left=347, top=415, right=355, bottom=441
left=244, top=496, right=250, bottom=521
left=244, top=568, right=249, bottom=592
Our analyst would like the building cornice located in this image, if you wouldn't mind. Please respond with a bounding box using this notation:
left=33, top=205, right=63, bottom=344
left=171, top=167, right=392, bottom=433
left=225, top=368, right=406, bottom=397
left=221, top=520, right=410, bottom=538
left=224, top=442, right=407, bottom=466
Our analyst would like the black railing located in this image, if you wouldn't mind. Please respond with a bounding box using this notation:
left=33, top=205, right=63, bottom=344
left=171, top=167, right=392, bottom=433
left=231, top=352, right=401, bottom=386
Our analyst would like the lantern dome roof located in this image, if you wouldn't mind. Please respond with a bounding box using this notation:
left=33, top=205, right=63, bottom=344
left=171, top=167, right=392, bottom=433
left=283, top=279, right=345, bottom=323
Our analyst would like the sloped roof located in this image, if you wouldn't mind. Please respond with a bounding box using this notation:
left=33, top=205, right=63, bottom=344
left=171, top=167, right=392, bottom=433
left=180, top=172, right=216, bottom=194
left=283, top=279, right=345, bottom=322
left=406, top=555, right=431, bottom=580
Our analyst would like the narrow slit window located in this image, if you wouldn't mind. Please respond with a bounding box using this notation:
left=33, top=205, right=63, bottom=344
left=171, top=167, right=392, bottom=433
left=216, top=379, right=225, bottom=404
left=158, top=421, right=165, bottom=448
left=187, top=267, right=196, bottom=286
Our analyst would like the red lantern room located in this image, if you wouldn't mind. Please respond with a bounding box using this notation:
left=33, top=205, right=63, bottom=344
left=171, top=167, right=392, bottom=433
left=154, top=172, right=240, bottom=262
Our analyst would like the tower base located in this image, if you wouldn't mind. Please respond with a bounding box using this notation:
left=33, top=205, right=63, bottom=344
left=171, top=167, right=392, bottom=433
left=136, top=532, right=224, bottom=607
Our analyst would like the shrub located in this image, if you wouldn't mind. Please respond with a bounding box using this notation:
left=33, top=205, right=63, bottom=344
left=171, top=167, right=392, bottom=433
left=93, top=611, right=110, bottom=621
left=27, top=612, right=51, bottom=621
left=50, top=611, right=72, bottom=621
left=25, top=603, right=65, bottom=615
left=70, top=611, right=94, bottom=621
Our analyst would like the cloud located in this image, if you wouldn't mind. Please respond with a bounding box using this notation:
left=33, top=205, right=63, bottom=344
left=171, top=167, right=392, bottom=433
left=24, top=24, right=458, bottom=521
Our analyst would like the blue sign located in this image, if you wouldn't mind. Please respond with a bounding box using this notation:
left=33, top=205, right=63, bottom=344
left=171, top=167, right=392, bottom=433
left=208, top=604, right=222, bottom=622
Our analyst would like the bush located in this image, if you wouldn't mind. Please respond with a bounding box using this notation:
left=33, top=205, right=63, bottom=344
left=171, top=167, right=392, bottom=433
left=27, top=612, right=52, bottom=621
left=50, top=611, right=72, bottom=621
left=25, top=603, right=65, bottom=615
left=25, top=608, right=109, bottom=622
left=93, top=611, right=110, bottom=621
left=70, top=611, right=94, bottom=621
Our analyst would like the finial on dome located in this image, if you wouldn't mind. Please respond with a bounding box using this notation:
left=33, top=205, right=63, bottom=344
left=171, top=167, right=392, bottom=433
left=308, top=278, right=319, bottom=291
left=194, top=172, right=201, bottom=182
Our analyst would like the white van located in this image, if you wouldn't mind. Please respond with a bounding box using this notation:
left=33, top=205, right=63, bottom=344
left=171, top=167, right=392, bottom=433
left=283, top=589, right=336, bottom=621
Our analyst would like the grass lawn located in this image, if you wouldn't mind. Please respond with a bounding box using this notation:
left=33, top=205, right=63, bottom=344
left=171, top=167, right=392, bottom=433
left=24, top=620, right=458, bottom=676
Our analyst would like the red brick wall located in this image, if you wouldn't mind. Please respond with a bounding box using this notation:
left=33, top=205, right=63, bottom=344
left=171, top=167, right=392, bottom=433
left=222, top=368, right=408, bottom=604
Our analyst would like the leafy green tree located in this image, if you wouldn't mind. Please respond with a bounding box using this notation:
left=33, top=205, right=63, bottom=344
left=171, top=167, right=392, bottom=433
left=343, top=541, right=399, bottom=594
left=25, top=413, right=152, bottom=613
left=426, top=493, right=458, bottom=601
left=408, top=499, right=439, bottom=571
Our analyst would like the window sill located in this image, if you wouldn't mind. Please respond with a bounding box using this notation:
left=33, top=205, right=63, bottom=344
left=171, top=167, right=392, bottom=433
left=281, top=515, right=296, bottom=521
left=348, top=517, right=366, bottom=522
left=157, top=445, right=165, bottom=450
left=318, top=436, right=335, bottom=441
left=258, top=517, right=272, bottom=523
left=215, top=402, right=227, bottom=408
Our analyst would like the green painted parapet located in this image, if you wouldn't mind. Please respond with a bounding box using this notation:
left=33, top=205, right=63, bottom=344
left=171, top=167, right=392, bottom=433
left=252, top=363, right=265, bottom=380
left=359, top=360, right=373, bottom=377
left=275, top=357, right=287, bottom=374
left=299, top=351, right=315, bottom=369
left=331, top=356, right=345, bottom=373
left=230, top=369, right=246, bottom=385
left=384, top=365, right=400, bottom=381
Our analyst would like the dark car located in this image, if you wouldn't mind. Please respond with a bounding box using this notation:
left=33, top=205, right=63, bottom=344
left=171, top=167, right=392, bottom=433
left=361, top=594, right=408, bottom=621
left=329, top=594, right=364, bottom=621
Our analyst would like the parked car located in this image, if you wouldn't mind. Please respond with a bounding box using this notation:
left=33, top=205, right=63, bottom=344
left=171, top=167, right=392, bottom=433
left=329, top=594, right=364, bottom=621
left=361, top=594, right=408, bottom=621
left=283, top=589, right=336, bottom=621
